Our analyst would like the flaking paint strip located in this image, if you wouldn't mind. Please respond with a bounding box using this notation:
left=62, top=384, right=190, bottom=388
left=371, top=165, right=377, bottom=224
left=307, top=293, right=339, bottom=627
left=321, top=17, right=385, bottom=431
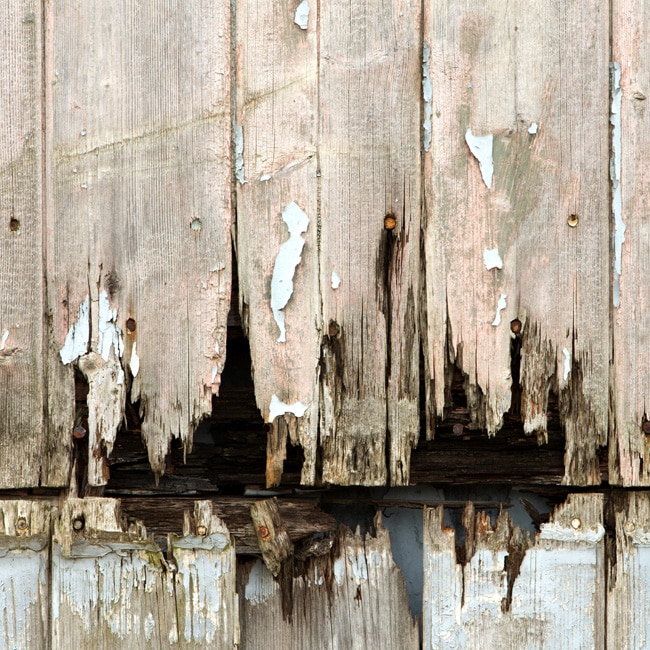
left=130, top=342, right=140, bottom=378
left=562, top=348, right=571, bottom=383
left=60, top=296, right=90, bottom=365
left=234, top=125, right=246, bottom=184
left=97, top=291, right=124, bottom=362
left=465, top=128, right=494, bottom=188
left=611, top=62, right=625, bottom=308
left=483, top=248, right=503, bottom=270
left=294, top=0, right=309, bottom=29
left=0, top=330, right=8, bottom=350
left=331, top=271, right=341, bottom=289
left=539, top=521, right=605, bottom=544
left=269, top=394, right=308, bottom=422
left=270, top=201, right=309, bottom=342
left=528, top=122, right=538, bottom=135
left=491, top=294, right=507, bottom=327
left=422, top=41, right=432, bottom=152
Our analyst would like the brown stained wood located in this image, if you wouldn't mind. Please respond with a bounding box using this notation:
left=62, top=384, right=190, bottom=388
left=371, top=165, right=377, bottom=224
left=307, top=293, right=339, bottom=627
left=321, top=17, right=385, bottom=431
left=319, top=0, right=421, bottom=486
left=610, top=2, right=650, bottom=486
left=238, top=513, right=419, bottom=650
left=423, top=494, right=605, bottom=649
left=45, top=1, right=232, bottom=485
left=0, top=501, right=51, bottom=649
left=423, top=1, right=610, bottom=485
left=235, top=0, right=321, bottom=488
left=0, top=3, right=68, bottom=488
left=250, top=497, right=294, bottom=576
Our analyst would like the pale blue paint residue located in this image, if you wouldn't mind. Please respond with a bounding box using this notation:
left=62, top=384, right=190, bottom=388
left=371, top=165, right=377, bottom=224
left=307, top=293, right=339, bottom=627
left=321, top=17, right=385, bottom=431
left=465, top=128, right=494, bottom=188
left=611, top=62, right=625, bottom=308
left=422, top=42, right=433, bottom=152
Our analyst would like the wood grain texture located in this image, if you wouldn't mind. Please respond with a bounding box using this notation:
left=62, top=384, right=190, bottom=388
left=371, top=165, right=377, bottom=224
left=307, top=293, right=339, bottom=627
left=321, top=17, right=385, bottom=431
left=238, top=514, right=419, bottom=650
left=45, top=0, right=232, bottom=484
left=250, top=497, right=294, bottom=576
left=610, top=1, right=650, bottom=485
left=423, top=494, right=605, bottom=649
left=319, top=0, right=421, bottom=485
left=235, top=0, right=321, bottom=487
left=423, top=1, right=610, bottom=485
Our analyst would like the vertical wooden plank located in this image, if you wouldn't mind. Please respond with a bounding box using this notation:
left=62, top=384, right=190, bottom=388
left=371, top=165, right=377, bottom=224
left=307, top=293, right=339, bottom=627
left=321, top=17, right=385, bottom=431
left=170, top=501, right=238, bottom=649
left=423, top=494, right=605, bottom=649
left=235, top=0, right=320, bottom=487
left=607, top=492, right=650, bottom=649
left=423, top=1, right=610, bottom=484
left=610, top=1, right=650, bottom=485
left=0, top=2, right=66, bottom=487
left=45, top=0, right=232, bottom=483
left=0, top=501, right=51, bottom=649
left=319, top=0, right=421, bottom=485
left=238, top=515, right=419, bottom=649
left=51, top=498, right=178, bottom=649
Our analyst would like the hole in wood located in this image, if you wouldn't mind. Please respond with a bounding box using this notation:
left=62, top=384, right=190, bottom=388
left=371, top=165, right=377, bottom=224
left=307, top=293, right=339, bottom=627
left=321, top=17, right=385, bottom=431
left=126, top=318, right=136, bottom=332
left=384, top=212, right=397, bottom=230
left=567, top=214, right=579, bottom=227
left=9, top=217, right=20, bottom=232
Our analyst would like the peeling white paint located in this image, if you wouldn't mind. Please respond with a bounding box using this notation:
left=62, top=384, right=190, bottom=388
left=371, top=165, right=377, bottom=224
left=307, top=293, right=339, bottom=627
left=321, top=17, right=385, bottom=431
left=97, top=291, right=124, bottom=362
left=244, top=559, right=277, bottom=603
left=422, top=41, right=432, bottom=152
left=333, top=555, right=345, bottom=585
left=491, top=294, right=507, bottom=327
left=234, top=125, right=246, bottom=184
left=349, top=551, right=369, bottom=582
left=483, top=248, right=503, bottom=270
left=611, top=62, right=625, bottom=308
left=211, top=366, right=219, bottom=383
left=260, top=174, right=271, bottom=182
left=331, top=271, right=341, bottom=289
left=465, top=128, right=494, bottom=189
left=269, top=394, right=308, bottom=422
left=539, top=521, right=605, bottom=544
left=214, top=340, right=220, bottom=355
left=270, top=201, right=309, bottom=342
left=60, top=296, right=90, bottom=365
left=562, top=348, right=571, bottom=383
left=130, top=341, right=140, bottom=378
left=0, top=330, right=8, bottom=350
left=144, top=612, right=155, bottom=641
left=294, top=0, right=309, bottom=29
left=528, top=122, right=538, bottom=135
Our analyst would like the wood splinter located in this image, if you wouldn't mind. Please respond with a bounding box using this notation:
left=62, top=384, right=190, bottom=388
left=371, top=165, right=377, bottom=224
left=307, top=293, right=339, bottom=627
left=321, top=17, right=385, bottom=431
left=250, top=497, right=294, bottom=576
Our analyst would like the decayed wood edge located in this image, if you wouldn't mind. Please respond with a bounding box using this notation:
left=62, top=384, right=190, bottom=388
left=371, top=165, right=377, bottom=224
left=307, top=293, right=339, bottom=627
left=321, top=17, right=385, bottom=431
left=423, top=493, right=605, bottom=650
left=422, top=0, right=609, bottom=488
left=237, top=512, right=419, bottom=649
left=250, top=497, right=294, bottom=576
left=0, top=501, right=51, bottom=649
left=609, top=2, right=650, bottom=486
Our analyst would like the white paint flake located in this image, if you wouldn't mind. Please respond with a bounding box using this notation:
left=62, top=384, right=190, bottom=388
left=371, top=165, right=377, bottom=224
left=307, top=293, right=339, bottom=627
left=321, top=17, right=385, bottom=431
left=60, top=296, right=90, bottom=365
left=214, top=340, right=220, bottom=355
left=269, top=394, right=308, bottom=422
left=483, top=248, right=503, bottom=270
left=611, top=62, right=625, bottom=308
left=245, top=560, right=277, bottom=603
left=539, top=521, right=605, bottom=544
left=465, top=128, right=494, bottom=188
left=260, top=174, right=271, bottom=182
left=270, top=201, right=309, bottom=342
left=294, top=0, right=310, bottom=29
left=528, top=122, right=538, bottom=135
left=234, top=125, right=246, bottom=184
left=331, top=271, right=341, bottom=289
left=211, top=366, right=219, bottom=383
left=130, top=342, right=140, bottom=378
left=491, top=294, right=507, bottom=327
left=562, top=347, right=571, bottom=383
left=0, top=330, right=8, bottom=350
left=422, top=41, right=433, bottom=152
left=97, top=291, right=124, bottom=362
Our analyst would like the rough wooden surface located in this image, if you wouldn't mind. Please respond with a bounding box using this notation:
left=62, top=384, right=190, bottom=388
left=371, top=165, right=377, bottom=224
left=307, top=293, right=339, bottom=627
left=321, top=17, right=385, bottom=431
left=45, top=0, right=232, bottom=484
left=250, top=497, right=294, bottom=576
left=238, top=514, right=419, bottom=650
left=423, top=494, right=605, bottom=649
left=423, top=1, right=610, bottom=485
left=610, top=1, right=650, bottom=486
left=235, top=0, right=321, bottom=488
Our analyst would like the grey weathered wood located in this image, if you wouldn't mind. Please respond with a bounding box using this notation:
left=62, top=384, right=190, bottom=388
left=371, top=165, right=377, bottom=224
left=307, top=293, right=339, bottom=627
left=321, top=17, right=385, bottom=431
left=45, top=0, right=232, bottom=484
left=238, top=513, right=419, bottom=649
left=250, top=497, right=294, bottom=576
left=0, top=2, right=70, bottom=488
left=170, top=500, right=239, bottom=648
left=235, top=0, right=321, bottom=488
left=609, top=1, right=650, bottom=486
left=51, top=498, right=179, bottom=649
left=423, top=494, right=605, bottom=649
left=0, top=501, right=51, bottom=650
left=319, top=0, right=421, bottom=485
left=423, top=0, right=610, bottom=485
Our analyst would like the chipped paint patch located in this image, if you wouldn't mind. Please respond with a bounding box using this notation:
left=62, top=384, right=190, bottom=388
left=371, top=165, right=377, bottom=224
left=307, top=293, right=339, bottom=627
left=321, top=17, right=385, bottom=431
left=0, top=330, right=8, bottom=350
left=331, top=271, right=341, bottom=289
left=422, top=41, right=432, bottom=152
left=234, top=125, right=246, bottom=184
left=211, top=366, right=219, bottom=383
left=491, top=294, right=507, bottom=327
left=270, top=201, right=309, bottom=342
left=465, top=128, right=494, bottom=188
left=60, top=296, right=90, bottom=365
left=244, top=559, right=277, bottom=603
left=333, top=555, right=345, bottom=585
left=294, top=0, right=309, bottom=29
left=97, top=291, right=124, bottom=362
left=483, top=248, right=503, bottom=270
left=562, top=348, right=571, bottom=383
left=130, top=342, right=140, bottom=378
left=611, top=62, right=625, bottom=308
left=528, top=122, right=538, bottom=135
left=260, top=174, right=271, bottom=182
left=539, top=521, right=605, bottom=544
left=269, top=394, right=308, bottom=422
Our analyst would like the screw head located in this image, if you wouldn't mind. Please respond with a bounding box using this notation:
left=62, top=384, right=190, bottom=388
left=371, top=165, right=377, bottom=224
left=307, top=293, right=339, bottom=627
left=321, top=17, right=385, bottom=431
left=571, top=517, right=581, bottom=530
left=567, top=214, right=579, bottom=228
left=15, top=517, right=28, bottom=533
left=197, top=525, right=207, bottom=536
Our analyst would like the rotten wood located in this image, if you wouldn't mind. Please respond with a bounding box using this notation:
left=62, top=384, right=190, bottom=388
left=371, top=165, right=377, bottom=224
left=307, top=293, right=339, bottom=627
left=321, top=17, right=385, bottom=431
left=423, top=0, right=610, bottom=485
left=250, top=497, right=294, bottom=576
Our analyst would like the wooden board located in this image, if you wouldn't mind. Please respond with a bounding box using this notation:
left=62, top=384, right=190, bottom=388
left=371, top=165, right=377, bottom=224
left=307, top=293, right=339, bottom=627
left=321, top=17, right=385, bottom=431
left=423, top=0, right=610, bottom=485
left=319, top=0, right=421, bottom=485
left=235, top=0, right=321, bottom=487
left=45, top=0, right=232, bottom=484
left=423, top=494, right=605, bottom=649
left=610, top=1, right=650, bottom=485
left=238, top=514, right=419, bottom=649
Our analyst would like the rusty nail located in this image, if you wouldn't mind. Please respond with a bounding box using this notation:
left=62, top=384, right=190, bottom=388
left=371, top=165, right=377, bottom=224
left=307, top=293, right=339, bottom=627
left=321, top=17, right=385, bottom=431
left=642, top=421, right=650, bottom=434
left=126, top=318, right=136, bottom=332
left=384, top=213, right=397, bottom=230
left=9, top=218, right=20, bottom=232
left=452, top=423, right=464, bottom=436
left=257, top=525, right=270, bottom=540
left=15, top=517, right=28, bottom=532
left=73, top=425, right=87, bottom=440
left=571, top=517, right=581, bottom=530
left=510, top=319, right=522, bottom=334
left=190, top=218, right=202, bottom=231
left=72, top=516, right=85, bottom=532
left=197, top=525, right=207, bottom=536
left=567, top=214, right=579, bottom=228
